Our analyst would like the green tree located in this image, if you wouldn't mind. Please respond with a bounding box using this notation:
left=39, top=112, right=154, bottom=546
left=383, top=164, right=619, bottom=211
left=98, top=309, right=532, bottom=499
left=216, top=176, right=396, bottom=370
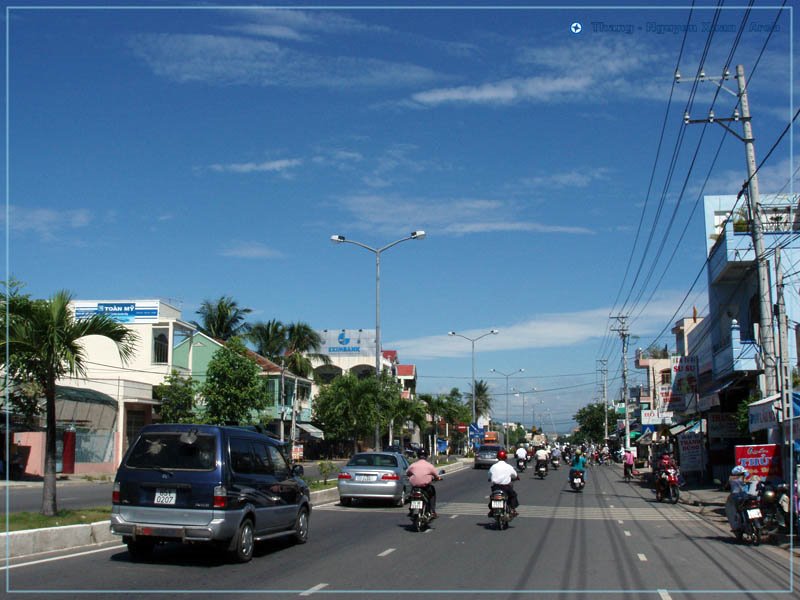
left=465, top=379, right=492, bottom=421
left=248, top=319, right=287, bottom=360
left=201, top=338, right=263, bottom=425
left=192, top=296, right=252, bottom=341
left=155, top=370, right=198, bottom=424
left=284, top=322, right=331, bottom=378
left=2, top=290, right=137, bottom=515
left=572, top=403, right=615, bottom=446
left=313, top=373, right=378, bottom=453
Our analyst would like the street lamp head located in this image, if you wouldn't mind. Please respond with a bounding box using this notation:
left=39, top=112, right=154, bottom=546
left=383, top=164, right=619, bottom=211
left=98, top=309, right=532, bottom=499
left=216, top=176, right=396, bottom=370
left=448, top=331, right=456, bottom=336
left=491, top=329, right=499, bottom=334
left=490, top=368, right=497, bottom=373
left=411, top=230, right=426, bottom=240
left=331, top=235, right=345, bottom=243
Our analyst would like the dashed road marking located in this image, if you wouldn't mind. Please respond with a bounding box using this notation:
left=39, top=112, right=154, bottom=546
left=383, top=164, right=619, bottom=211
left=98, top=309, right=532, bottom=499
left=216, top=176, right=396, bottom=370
left=377, top=548, right=395, bottom=557
left=618, top=520, right=624, bottom=524
left=658, top=590, right=672, bottom=600
left=450, top=514, right=459, bottom=519
left=300, top=583, right=329, bottom=596
left=638, top=553, right=648, bottom=562
left=624, top=530, right=631, bottom=537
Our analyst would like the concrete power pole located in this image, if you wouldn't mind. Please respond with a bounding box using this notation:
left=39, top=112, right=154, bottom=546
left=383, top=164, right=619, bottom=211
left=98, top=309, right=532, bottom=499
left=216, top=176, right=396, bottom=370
left=598, top=359, right=609, bottom=442
left=611, top=316, right=631, bottom=449
left=775, top=248, right=792, bottom=471
left=682, top=64, right=777, bottom=399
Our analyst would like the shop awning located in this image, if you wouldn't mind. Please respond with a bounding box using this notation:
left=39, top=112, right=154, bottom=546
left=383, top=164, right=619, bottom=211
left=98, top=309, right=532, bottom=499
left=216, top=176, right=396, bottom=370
left=637, top=431, right=653, bottom=445
left=698, top=381, right=733, bottom=412
left=297, top=423, right=325, bottom=440
left=669, top=420, right=699, bottom=437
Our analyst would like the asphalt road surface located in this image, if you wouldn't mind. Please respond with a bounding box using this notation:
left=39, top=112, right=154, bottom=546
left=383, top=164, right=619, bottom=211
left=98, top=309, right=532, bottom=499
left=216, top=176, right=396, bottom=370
left=3, top=461, right=798, bottom=600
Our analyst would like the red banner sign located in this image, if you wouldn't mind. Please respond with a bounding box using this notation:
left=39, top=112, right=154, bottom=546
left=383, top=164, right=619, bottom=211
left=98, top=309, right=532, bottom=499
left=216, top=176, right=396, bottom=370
left=734, top=444, right=781, bottom=481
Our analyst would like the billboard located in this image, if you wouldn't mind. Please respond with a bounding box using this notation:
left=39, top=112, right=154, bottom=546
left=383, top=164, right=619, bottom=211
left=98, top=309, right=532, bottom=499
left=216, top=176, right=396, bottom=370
left=317, top=329, right=376, bottom=356
left=660, top=356, right=698, bottom=412
left=72, top=300, right=160, bottom=324
left=734, top=444, right=781, bottom=481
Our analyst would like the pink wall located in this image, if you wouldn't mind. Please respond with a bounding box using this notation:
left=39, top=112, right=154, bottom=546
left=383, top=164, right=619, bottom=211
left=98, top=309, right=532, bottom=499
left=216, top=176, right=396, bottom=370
left=12, top=431, right=120, bottom=478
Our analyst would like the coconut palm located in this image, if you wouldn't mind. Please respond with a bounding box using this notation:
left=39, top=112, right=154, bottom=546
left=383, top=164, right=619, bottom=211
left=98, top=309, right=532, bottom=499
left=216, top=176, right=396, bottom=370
left=283, top=321, right=331, bottom=378
left=248, top=319, right=287, bottom=360
left=192, top=296, right=252, bottom=341
left=4, top=291, right=137, bottom=515
left=465, top=379, right=492, bottom=420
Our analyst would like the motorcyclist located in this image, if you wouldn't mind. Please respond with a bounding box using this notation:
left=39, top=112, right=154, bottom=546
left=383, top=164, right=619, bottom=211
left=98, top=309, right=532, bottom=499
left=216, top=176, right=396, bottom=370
left=534, top=445, right=549, bottom=473
left=725, top=465, right=758, bottom=532
left=515, top=445, right=528, bottom=466
left=488, top=449, right=520, bottom=518
left=406, top=448, right=442, bottom=519
left=569, top=448, right=587, bottom=481
left=551, top=446, right=562, bottom=464
left=623, top=447, right=635, bottom=480
left=654, top=452, right=678, bottom=495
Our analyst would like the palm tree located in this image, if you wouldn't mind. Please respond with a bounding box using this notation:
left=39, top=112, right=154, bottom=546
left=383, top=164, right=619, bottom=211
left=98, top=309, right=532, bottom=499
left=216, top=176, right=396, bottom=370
left=283, top=321, right=331, bottom=378
left=465, top=379, right=492, bottom=420
left=248, top=319, right=287, bottom=360
left=192, top=296, right=252, bottom=341
left=4, top=291, right=137, bottom=515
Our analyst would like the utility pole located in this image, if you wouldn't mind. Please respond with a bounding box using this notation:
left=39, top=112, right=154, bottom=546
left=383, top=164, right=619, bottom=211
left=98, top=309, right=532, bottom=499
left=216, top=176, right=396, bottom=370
left=611, top=316, right=631, bottom=449
left=775, top=248, right=792, bottom=471
left=598, top=359, right=609, bottom=442
left=681, top=64, right=777, bottom=399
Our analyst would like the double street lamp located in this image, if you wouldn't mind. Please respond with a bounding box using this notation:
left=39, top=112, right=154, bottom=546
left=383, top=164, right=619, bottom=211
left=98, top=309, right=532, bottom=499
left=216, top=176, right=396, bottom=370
left=447, top=329, right=498, bottom=427
left=490, top=368, right=524, bottom=450
left=330, top=230, right=426, bottom=449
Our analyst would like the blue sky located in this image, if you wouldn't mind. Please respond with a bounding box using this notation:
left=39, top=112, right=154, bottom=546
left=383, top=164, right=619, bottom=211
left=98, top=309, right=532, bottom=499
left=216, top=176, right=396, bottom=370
left=4, top=2, right=795, bottom=431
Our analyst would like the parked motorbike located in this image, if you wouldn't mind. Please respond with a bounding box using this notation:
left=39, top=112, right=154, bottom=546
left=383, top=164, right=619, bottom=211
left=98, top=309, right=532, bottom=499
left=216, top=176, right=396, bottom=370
left=536, top=460, right=548, bottom=479
left=516, top=457, right=527, bottom=472
left=729, top=494, right=764, bottom=546
left=550, top=456, right=560, bottom=470
left=655, top=467, right=680, bottom=504
left=569, top=468, right=585, bottom=492
left=489, top=488, right=513, bottom=530
left=757, top=481, right=791, bottom=538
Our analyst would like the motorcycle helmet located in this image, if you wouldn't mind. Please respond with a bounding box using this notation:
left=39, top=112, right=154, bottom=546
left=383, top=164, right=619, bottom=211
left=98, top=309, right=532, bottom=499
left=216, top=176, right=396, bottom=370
left=731, top=465, right=745, bottom=476
left=575, top=449, right=583, bottom=456
left=417, top=448, right=428, bottom=459
left=497, top=449, right=507, bottom=460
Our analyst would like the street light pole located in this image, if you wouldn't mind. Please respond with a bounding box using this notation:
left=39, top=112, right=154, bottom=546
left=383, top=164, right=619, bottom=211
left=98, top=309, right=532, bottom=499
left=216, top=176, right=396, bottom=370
left=490, top=368, right=524, bottom=450
left=448, top=330, right=499, bottom=427
left=331, top=231, right=426, bottom=449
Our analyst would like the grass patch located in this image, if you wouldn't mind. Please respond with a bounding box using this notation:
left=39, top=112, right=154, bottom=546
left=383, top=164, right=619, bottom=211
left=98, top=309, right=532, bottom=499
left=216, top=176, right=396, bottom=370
left=308, top=479, right=337, bottom=492
left=6, top=507, right=112, bottom=532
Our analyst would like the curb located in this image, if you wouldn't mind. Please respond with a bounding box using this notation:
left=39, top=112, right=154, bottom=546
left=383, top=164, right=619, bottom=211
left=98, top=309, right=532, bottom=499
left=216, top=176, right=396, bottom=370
left=0, top=458, right=473, bottom=560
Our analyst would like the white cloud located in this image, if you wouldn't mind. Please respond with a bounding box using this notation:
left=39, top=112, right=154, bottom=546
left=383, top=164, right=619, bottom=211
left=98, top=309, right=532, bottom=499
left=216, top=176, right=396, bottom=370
left=2, top=206, right=92, bottom=241
left=220, top=241, right=284, bottom=259
left=129, top=33, right=439, bottom=90
left=411, top=75, right=593, bottom=107
left=209, top=158, right=302, bottom=174
left=517, top=168, right=611, bottom=190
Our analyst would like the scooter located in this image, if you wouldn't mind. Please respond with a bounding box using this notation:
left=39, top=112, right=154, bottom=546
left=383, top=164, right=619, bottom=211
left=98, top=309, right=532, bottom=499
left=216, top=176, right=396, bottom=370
left=757, top=481, right=791, bottom=539
left=655, top=468, right=680, bottom=504
left=569, top=468, right=585, bottom=492
left=730, top=494, right=764, bottom=546
left=536, top=460, right=548, bottom=479
left=550, top=456, right=560, bottom=470
left=408, top=470, right=444, bottom=532
left=516, top=457, right=527, bottom=472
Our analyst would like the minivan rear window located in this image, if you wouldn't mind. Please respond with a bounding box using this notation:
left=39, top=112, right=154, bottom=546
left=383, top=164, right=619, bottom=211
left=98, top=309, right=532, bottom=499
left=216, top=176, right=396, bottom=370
left=126, top=432, right=216, bottom=471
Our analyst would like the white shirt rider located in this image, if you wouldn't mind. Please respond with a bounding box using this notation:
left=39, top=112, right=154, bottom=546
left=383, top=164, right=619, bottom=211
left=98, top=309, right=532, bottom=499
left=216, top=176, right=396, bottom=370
left=535, top=448, right=549, bottom=462
left=515, top=447, right=527, bottom=460
left=489, top=460, right=518, bottom=485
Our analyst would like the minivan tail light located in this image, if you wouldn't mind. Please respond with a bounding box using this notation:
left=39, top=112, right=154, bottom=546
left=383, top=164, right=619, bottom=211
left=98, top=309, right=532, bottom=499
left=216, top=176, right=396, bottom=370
left=338, top=473, right=352, bottom=479
left=381, top=473, right=399, bottom=480
left=213, top=485, right=227, bottom=509
left=112, top=482, right=120, bottom=504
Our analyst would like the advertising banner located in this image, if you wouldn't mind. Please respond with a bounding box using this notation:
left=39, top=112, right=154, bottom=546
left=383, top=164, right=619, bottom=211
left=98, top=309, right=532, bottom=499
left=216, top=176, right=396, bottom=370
left=641, top=410, right=673, bottom=425
left=662, top=356, right=698, bottom=412
left=73, top=300, right=160, bottom=324
left=677, top=433, right=704, bottom=471
left=317, top=329, right=375, bottom=356
left=734, top=444, right=781, bottom=481
left=707, top=412, right=738, bottom=438
left=748, top=397, right=779, bottom=432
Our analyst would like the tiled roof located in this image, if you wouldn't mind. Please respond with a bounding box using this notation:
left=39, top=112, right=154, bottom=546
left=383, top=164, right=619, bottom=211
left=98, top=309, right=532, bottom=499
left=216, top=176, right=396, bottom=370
left=382, top=350, right=398, bottom=362
left=396, top=364, right=416, bottom=378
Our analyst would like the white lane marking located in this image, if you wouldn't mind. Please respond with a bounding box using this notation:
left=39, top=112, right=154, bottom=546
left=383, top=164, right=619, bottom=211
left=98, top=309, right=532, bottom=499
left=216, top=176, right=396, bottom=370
left=618, top=520, right=624, bottom=524
left=300, top=583, right=329, bottom=596
left=638, top=553, right=648, bottom=562
left=624, top=530, right=631, bottom=537
left=609, top=504, right=615, bottom=508
left=450, top=514, right=459, bottom=519
left=377, top=548, right=395, bottom=557
left=658, top=590, right=672, bottom=600
left=0, top=544, right=125, bottom=571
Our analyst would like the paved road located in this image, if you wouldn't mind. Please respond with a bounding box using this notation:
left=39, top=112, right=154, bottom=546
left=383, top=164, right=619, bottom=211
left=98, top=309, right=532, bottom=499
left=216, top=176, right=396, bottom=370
left=3, top=461, right=798, bottom=599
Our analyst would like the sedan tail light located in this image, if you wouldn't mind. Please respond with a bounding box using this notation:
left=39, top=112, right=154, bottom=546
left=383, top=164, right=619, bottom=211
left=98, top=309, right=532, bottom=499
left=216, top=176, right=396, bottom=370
left=381, top=473, right=399, bottom=480
left=338, top=473, right=352, bottom=479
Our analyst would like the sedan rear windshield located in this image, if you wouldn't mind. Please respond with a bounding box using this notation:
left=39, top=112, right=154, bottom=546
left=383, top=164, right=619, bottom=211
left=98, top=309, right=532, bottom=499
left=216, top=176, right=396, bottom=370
left=347, top=454, right=398, bottom=468
left=126, top=432, right=216, bottom=471
left=479, top=446, right=501, bottom=454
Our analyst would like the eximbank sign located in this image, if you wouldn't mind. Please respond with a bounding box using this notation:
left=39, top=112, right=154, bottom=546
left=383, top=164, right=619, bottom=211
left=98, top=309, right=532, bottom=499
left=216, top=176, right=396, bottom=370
left=73, top=300, right=160, bottom=324
left=317, top=329, right=376, bottom=356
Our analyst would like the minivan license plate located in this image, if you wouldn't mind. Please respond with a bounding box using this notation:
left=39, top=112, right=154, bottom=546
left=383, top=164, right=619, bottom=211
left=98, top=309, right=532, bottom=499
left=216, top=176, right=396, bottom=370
left=154, top=489, right=176, bottom=505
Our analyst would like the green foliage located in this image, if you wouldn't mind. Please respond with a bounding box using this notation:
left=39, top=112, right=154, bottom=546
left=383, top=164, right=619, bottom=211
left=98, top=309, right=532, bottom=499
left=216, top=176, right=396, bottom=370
left=572, top=403, right=615, bottom=445
left=317, top=460, right=337, bottom=484
left=734, top=392, right=760, bottom=437
left=192, top=296, right=252, bottom=341
left=247, top=320, right=331, bottom=378
left=200, top=337, right=264, bottom=425
left=313, top=373, right=383, bottom=451
left=155, top=370, right=198, bottom=424
left=643, top=344, right=670, bottom=359
left=465, top=380, right=492, bottom=419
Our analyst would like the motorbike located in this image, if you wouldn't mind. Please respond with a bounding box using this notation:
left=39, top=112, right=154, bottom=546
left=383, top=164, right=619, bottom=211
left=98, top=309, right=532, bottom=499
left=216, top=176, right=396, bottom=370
left=535, top=460, right=548, bottom=479
left=569, top=468, right=585, bottom=492
left=489, top=488, right=514, bottom=530
left=516, top=457, right=527, bottom=472
left=729, top=494, right=764, bottom=546
left=408, top=470, right=444, bottom=532
left=757, top=481, right=791, bottom=538
left=655, top=467, right=680, bottom=504
left=550, top=456, right=560, bottom=470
